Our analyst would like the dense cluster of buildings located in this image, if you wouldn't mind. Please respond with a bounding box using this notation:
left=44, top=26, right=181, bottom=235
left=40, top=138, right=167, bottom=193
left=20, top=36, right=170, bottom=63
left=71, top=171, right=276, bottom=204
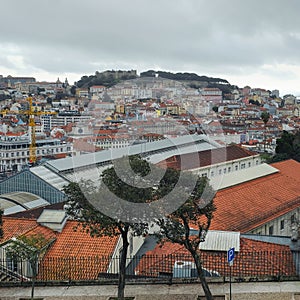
left=0, top=71, right=299, bottom=285
left=0, top=72, right=299, bottom=175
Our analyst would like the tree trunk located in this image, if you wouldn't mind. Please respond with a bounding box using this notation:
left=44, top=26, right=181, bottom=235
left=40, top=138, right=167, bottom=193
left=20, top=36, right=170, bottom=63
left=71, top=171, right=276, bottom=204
left=31, top=276, right=35, bottom=300
left=117, top=227, right=129, bottom=300
left=192, top=250, right=214, bottom=300
left=30, top=259, right=37, bottom=300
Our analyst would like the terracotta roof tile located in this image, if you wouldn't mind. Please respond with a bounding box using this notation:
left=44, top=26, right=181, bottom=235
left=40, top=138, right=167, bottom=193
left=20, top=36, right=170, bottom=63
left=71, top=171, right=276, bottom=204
left=1, top=218, right=120, bottom=281
left=0, top=217, right=39, bottom=244
left=0, top=216, right=57, bottom=244
left=44, top=221, right=119, bottom=258
left=135, top=238, right=295, bottom=277
left=22, top=225, right=57, bottom=242
left=38, top=221, right=119, bottom=280
left=211, top=160, right=300, bottom=232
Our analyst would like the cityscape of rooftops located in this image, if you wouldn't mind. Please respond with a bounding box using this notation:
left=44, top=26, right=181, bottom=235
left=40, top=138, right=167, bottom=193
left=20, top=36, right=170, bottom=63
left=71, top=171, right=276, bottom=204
left=0, top=1, right=299, bottom=299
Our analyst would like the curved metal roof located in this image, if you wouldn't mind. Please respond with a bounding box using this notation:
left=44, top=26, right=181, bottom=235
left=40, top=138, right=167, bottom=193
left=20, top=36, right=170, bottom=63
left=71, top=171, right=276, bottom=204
left=0, top=191, right=49, bottom=215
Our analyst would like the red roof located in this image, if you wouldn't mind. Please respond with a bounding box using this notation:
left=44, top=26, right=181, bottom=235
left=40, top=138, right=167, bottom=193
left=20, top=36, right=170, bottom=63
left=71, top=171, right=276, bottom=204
left=73, top=139, right=100, bottom=152
left=0, top=217, right=54, bottom=244
left=38, top=221, right=119, bottom=280
left=211, top=159, right=300, bottom=232
left=135, top=238, right=295, bottom=277
left=1, top=217, right=120, bottom=281
left=44, top=221, right=118, bottom=258
left=156, top=145, right=257, bottom=170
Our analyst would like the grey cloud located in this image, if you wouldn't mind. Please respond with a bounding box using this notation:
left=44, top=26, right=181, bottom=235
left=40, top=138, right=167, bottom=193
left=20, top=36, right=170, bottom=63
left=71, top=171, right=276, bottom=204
left=0, top=0, right=300, bottom=89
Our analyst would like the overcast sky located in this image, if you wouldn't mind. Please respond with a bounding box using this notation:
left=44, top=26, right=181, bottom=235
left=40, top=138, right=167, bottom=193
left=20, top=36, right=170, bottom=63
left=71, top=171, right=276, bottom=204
left=1, top=0, right=300, bottom=96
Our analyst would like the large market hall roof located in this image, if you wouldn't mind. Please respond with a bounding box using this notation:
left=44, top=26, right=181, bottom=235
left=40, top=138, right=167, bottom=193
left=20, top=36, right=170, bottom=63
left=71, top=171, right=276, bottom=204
left=44, top=134, right=221, bottom=173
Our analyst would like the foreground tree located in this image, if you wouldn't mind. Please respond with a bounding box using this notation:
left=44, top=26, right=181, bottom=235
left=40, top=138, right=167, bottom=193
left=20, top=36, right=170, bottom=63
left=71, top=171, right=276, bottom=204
left=155, top=169, right=216, bottom=300
left=63, top=155, right=155, bottom=300
left=65, top=155, right=216, bottom=299
left=6, top=234, right=52, bottom=300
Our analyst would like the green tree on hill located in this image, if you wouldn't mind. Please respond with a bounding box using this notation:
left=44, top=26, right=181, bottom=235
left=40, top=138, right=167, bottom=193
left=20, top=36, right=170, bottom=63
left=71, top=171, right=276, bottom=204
left=271, top=130, right=300, bottom=162
left=261, top=111, right=270, bottom=125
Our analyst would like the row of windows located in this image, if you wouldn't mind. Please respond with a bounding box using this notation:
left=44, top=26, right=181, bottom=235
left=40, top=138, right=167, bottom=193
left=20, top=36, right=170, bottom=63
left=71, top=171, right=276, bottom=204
left=0, top=144, right=29, bottom=150
left=201, top=160, right=260, bottom=177
left=279, top=214, right=297, bottom=231
left=0, top=158, right=28, bottom=165
left=0, top=147, right=72, bottom=158
left=0, top=151, right=29, bottom=158
left=257, top=213, right=297, bottom=235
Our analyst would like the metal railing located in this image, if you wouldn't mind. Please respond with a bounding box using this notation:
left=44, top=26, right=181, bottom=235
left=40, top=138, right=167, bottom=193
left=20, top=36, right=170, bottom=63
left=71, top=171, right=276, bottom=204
left=0, top=250, right=298, bottom=283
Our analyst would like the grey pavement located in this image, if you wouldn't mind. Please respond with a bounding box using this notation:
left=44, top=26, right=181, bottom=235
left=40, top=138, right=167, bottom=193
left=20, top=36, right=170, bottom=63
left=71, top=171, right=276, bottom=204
left=0, top=281, right=300, bottom=299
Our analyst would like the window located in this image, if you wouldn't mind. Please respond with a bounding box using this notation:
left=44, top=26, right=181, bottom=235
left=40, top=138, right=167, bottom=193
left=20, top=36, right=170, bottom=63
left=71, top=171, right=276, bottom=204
left=219, top=169, right=222, bottom=175
left=248, top=162, right=251, bottom=167
left=228, top=167, right=231, bottom=173
left=269, top=225, right=274, bottom=235
left=223, top=168, right=226, bottom=174
left=235, top=165, right=238, bottom=171
left=291, top=214, right=296, bottom=224
left=210, top=171, right=214, bottom=177
left=241, top=163, right=246, bottom=169
left=7, top=256, right=18, bottom=272
left=280, top=220, right=285, bottom=230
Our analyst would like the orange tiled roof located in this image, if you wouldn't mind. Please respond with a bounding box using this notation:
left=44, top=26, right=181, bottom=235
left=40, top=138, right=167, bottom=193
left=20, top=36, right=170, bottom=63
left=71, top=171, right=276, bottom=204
left=211, top=159, right=300, bottom=232
left=38, top=221, right=119, bottom=281
left=73, top=139, right=99, bottom=152
left=135, top=238, right=295, bottom=277
left=1, top=218, right=120, bottom=281
left=0, top=217, right=43, bottom=244
left=44, top=221, right=119, bottom=258
left=21, top=224, right=57, bottom=243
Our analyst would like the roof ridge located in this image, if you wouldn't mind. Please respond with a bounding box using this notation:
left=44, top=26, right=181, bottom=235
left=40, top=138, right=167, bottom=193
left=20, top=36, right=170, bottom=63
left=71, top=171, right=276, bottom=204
left=241, top=237, right=289, bottom=248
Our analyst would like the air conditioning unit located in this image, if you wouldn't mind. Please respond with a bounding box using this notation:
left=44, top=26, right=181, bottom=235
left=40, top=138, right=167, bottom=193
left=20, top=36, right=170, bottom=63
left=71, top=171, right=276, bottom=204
left=173, top=261, right=198, bottom=278
left=173, top=261, right=220, bottom=278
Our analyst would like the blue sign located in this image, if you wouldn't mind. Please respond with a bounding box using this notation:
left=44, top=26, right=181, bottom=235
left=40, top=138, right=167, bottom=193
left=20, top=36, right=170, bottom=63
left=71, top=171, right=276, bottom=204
left=227, top=247, right=235, bottom=265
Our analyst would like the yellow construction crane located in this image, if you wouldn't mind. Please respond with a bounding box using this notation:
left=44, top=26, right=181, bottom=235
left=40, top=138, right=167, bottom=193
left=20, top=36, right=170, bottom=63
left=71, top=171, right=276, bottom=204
left=1, top=96, right=57, bottom=164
